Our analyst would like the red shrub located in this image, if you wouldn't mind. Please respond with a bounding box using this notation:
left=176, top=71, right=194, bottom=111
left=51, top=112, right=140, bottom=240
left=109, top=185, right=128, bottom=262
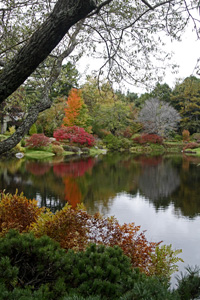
left=183, top=142, right=199, bottom=151
left=53, top=126, right=95, bottom=147
left=26, top=134, right=51, bottom=149
left=133, top=134, right=163, bottom=145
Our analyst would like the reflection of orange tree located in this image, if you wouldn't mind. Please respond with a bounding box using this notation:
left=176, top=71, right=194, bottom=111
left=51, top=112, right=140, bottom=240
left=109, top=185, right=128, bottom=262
left=53, top=158, right=95, bottom=208
left=64, top=177, right=82, bottom=208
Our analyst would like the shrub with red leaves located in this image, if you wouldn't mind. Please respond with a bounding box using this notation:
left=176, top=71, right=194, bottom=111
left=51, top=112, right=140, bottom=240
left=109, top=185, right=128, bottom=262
left=53, top=126, right=95, bottom=147
left=183, top=142, right=199, bottom=151
left=133, top=134, right=163, bottom=145
left=25, top=134, right=51, bottom=149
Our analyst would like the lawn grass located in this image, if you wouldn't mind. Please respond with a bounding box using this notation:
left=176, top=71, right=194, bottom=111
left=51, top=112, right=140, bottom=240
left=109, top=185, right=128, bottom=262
left=184, top=147, right=200, bottom=156
left=25, top=149, right=55, bottom=159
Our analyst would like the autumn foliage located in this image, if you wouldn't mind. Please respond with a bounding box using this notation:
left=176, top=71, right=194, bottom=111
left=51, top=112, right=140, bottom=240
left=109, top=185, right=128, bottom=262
left=53, top=158, right=95, bottom=177
left=133, top=134, right=163, bottom=145
left=63, top=88, right=83, bottom=127
left=25, top=133, right=51, bottom=149
left=53, top=126, right=95, bottom=147
left=0, top=191, right=43, bottom=235
left=0, top=192, right=182, bottom=279
left=182, top=129, right=190, bottom=142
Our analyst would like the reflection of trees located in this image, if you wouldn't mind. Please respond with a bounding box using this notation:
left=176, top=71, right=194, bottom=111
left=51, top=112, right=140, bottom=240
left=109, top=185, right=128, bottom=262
left=138, top=160, right=180, bottom=208
left=82, top=153, right=141, bottom=215
left=171, top=156, right=200, bottom=218
left=0, top=159, right=66, bottom=212
left=1, top=153, right=200, bottom=218
left=26, top=162, right=51, bottom=175
left=64, top=177, right=82, bottom=208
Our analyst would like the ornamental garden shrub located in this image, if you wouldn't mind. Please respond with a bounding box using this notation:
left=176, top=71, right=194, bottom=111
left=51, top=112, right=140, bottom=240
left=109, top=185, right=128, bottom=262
left=133, top=134, right=163, bottom=145
left=0, top=191, right=43, bottom=235
left=25, top=133, right=51, bottom=149
left=53, top=126, right=95, bottom=148
left=51, top=144, right=64, bottom=156
left=29, top=123, right=37, bottom=135
left=183, top=142, right=199, bottom=151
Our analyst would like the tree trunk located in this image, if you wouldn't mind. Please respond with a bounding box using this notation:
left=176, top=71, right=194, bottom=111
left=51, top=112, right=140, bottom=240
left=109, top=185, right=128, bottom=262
left=0, top=0, right=96, bottom=104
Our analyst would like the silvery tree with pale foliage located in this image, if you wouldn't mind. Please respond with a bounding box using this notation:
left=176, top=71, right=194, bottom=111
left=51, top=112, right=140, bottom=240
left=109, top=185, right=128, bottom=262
left=138, top=98, right=181, bottom=136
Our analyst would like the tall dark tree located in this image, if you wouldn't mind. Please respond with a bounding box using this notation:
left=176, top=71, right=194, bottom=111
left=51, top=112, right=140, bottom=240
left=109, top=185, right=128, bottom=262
left=170, top=76, right=200, bottom=133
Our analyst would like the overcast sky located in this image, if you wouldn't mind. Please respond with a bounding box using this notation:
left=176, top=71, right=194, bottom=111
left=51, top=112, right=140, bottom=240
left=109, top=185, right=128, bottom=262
left=77, top=24, right=200, bottom=95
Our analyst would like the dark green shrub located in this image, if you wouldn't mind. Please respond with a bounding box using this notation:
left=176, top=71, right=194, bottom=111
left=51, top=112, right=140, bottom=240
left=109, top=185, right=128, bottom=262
left=175, top=266, right=200, bottom=300
left=0, top=283, right=51, bottom=300
left=119, top=274, right=179, bottom=300
left=0, top=230, right=67, bottom=297
left=64, top=243, right=138, bottom=299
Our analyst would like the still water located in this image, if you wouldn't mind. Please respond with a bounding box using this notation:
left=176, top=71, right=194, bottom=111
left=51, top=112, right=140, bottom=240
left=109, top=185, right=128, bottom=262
left=1, top=152, right=200, bottom=283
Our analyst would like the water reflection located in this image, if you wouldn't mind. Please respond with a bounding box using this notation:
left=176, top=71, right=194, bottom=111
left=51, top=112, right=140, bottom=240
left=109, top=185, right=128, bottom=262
left=0, top=153, right=200, bottom=218
left=1, top=153, right=200, bottom=285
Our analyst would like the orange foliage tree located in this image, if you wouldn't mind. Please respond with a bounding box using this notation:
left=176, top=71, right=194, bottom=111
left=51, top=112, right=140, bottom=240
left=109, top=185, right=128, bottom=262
left=63, top=88, right=83, bottom=127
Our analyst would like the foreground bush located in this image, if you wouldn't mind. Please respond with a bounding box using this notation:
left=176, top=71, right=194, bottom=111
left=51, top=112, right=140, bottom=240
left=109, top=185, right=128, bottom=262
left=175, top=266, right=200, bottom=300
left=0, top=192, right=182, bottom=279
left=0, top=192, right=43, bottom=235
left=0, top=230, right=178, bottom=300
left=0, top=230, right=68, bottom=298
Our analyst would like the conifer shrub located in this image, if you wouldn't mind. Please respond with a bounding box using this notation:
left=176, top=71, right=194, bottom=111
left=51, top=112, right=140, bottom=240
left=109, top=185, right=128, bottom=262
left=29, top=124, right=37, bottom=136
left=0, top=192, right=43, bottom=235
left=64, top=244, right=138, bottom=299
left=0, top=230, right=68, bottom=298
left=175, top=266, right=200, bottom=300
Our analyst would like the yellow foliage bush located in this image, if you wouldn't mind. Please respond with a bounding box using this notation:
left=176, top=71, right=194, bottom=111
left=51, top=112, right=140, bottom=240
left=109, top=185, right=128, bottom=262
left=0, top=191, right=43, bottom=235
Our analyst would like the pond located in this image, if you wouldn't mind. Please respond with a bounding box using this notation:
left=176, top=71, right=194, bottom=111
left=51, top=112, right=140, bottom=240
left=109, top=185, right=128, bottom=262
left=1, top=152, right=200, bottom=285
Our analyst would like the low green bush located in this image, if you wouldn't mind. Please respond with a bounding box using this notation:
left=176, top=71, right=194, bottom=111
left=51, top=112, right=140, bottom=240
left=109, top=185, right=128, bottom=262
left=51, top=144, right=64, bottom=156
left=0, top=230, right=200, bottom=300
left=103, top=134, right=122, bottom=150
left=0, top=230, right=68, bottom=298
left=175, top=266, right=200, bottom=300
